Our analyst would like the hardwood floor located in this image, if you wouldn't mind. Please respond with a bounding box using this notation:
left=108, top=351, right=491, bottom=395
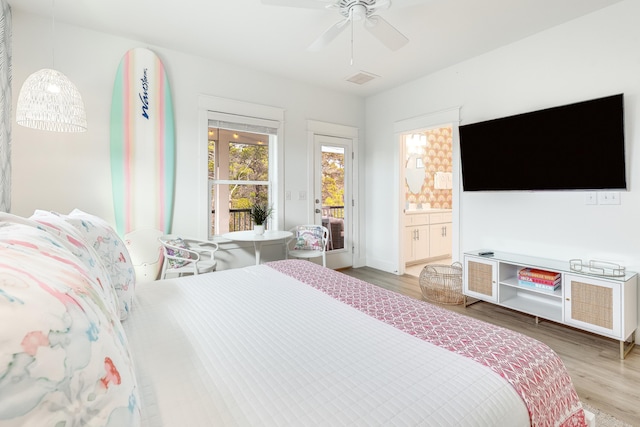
left=340, top=266, right=640, bottom=425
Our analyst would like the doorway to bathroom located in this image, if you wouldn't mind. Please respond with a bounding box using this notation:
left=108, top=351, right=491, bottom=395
left=401, top=125, right=455, bottom=277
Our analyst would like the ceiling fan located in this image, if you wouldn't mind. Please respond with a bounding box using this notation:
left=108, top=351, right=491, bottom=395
left=262, top=0, right=410, bottom=52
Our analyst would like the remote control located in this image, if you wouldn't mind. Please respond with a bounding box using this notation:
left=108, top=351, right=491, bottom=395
left=479, top=251, right=494, bottom=256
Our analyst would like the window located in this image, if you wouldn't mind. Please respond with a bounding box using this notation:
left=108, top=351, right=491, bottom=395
left=198, top=97, right=284, bottom=239
left=208, top=118, right=277, bottom=237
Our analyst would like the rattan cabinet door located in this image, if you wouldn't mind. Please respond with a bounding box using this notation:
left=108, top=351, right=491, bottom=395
left=464, top=256, right=498, bottom=303
left=564, top=274, right=621, bottom=338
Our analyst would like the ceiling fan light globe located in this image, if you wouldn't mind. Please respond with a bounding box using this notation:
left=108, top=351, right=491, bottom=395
left=350, top=4, right=367, bottom=21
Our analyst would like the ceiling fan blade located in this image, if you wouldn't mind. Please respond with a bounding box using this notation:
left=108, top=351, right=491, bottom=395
left=364, top=15, right=409, bottom=51
left=368, top=0, right=391, bottom=11
left=391, top=0, right=432, bottom=7
left=261, top=0, right=335, bottom=9
left=308, top=19, right=350, bottom=51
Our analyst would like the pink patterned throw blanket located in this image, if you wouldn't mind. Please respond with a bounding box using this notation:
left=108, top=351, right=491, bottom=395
left=267, top=260, right=586, bottom=427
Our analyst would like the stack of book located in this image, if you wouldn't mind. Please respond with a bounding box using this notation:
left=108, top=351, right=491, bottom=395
left=518, top=268, right=560, bottom=291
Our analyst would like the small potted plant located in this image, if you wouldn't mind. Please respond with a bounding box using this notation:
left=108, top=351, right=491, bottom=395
left=249, top=203, right=272, bottom=235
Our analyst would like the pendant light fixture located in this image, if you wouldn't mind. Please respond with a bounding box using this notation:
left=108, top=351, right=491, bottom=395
left=16, top=0, right=87, bottom=132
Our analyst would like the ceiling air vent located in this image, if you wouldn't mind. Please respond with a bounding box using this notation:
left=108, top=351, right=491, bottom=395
left=345, top=71, right=379, bottom=85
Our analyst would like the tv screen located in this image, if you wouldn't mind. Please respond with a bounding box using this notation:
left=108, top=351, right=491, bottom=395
left=459, top=94, right=626, bottom=191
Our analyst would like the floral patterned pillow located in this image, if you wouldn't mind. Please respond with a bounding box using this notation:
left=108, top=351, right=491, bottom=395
left=0, top=220, right=140, bottom=426
left=28, top=210, right=120, bottom=318
left=164, top=237, right=192, bottom=268
left=293, top=227, right=324, bottom=251
left=64, top=209, right=136, bottom=321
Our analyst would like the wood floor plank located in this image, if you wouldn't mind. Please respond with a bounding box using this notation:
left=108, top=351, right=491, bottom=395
left=340, top=266, right=640, bottom=425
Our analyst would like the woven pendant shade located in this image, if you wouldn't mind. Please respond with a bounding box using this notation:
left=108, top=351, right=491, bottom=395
left=16, top=68, right=87, bottom=132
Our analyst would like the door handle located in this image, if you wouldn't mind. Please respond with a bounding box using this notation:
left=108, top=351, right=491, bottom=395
left=315, top=209, right=321, bottom=213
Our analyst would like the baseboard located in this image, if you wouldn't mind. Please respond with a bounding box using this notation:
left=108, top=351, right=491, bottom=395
left=365, top=257, right=398, bottom=274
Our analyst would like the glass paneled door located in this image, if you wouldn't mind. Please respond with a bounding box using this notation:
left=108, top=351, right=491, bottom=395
left=314, top=134, right=352, bottom=269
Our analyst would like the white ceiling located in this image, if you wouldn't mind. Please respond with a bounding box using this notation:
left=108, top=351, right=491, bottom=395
left=10, top=0, right=622, bottom=97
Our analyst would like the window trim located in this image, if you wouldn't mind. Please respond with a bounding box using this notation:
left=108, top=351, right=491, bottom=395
left=198, top=95, right=285, bottom=238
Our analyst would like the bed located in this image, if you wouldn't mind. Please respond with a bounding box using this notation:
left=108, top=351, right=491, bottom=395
left=0, top=211, right=590, bottom=426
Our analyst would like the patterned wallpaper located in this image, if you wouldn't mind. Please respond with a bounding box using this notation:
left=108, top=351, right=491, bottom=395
left=404, top=126, right=453, bottom=210
left=0, top=0, right=10, bottom=213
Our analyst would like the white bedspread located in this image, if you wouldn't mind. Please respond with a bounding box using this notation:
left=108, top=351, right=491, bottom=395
left=123, top=265, right=529, bottom=426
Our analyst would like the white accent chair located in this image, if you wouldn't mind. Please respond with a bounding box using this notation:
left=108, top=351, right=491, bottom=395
left=286, top=225, right=329, bottom=267
left=124, top=228, right=164, bottom=282
left=159, top=236, right=219, bottom=279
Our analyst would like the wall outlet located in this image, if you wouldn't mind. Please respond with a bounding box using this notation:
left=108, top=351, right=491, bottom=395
left=585, top=192, right=597, bottom=205
left=298, top=190, right=307, bottom=201
left=598, top=192, right=621, bottom=205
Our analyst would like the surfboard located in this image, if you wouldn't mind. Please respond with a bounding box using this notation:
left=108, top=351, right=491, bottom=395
left=110, top=48, right=175, bottom=236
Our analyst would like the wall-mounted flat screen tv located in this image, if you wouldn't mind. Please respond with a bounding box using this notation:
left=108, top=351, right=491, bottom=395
left=459, top=94, right=626, bottom=191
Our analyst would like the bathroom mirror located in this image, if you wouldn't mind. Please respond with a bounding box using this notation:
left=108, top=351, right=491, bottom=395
left=405, top=154, right=425, bottom=194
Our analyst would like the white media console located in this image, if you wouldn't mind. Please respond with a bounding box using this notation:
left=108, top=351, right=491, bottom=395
left=463, top=250, right=638, bottom=359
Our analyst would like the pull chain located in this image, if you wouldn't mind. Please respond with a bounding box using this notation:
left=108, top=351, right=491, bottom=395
left=350, top=9, right=354, bottom=65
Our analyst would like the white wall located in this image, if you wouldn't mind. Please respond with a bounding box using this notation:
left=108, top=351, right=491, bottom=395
left=366, top=0, right=639, bottom=270
left=12, top=1, right=640, bottom=275
left=10, top=10, right=365, bottom=267
left=365, top=0, right=640, bottom=337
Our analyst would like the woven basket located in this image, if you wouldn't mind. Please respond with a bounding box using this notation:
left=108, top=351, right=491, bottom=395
left=419, top=262, right=464, bottom=305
